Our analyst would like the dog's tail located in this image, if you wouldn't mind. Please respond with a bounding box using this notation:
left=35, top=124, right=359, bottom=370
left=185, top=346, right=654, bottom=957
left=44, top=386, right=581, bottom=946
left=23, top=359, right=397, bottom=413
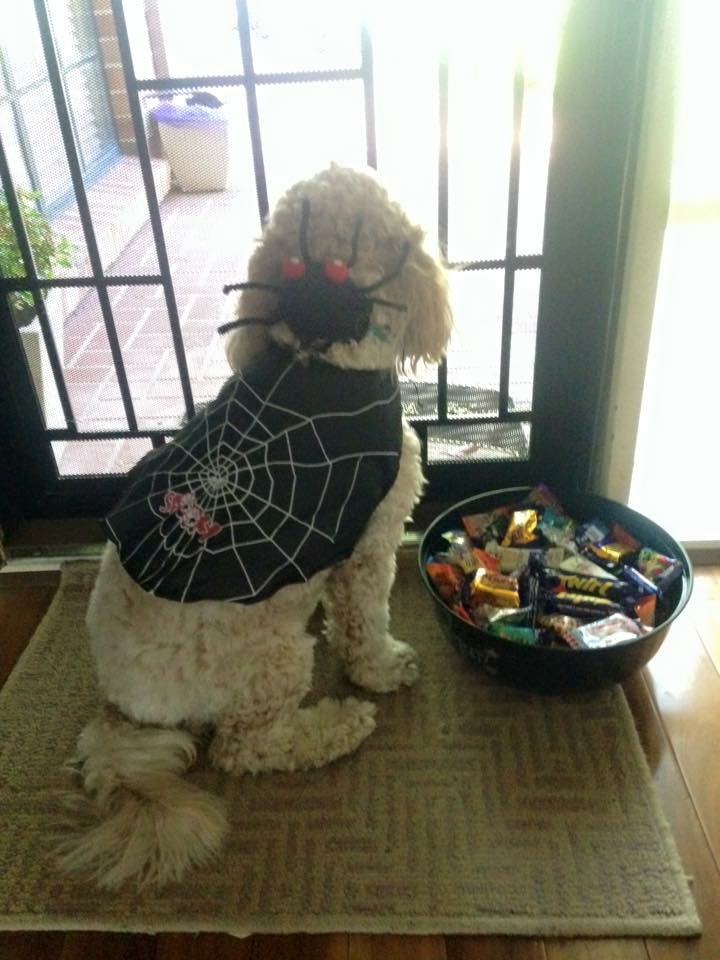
left=54, top=710, right=228, bottom=890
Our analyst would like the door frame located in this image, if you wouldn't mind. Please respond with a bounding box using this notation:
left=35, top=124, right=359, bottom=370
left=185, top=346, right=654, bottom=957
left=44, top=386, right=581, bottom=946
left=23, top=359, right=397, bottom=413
left=0, top=0, right=656, bottom=527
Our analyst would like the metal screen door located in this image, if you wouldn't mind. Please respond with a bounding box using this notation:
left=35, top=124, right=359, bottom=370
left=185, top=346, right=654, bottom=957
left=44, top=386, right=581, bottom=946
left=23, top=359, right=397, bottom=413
left=0, top=0, right=652, bottom=522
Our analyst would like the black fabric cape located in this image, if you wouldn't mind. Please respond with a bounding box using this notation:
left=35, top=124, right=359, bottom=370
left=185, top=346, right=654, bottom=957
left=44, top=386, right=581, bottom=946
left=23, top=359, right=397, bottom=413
left=105, top=346, right=402, bottom=603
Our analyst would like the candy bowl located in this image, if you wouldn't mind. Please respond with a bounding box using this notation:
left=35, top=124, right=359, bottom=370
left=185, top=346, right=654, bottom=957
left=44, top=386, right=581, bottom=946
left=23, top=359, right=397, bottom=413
left=418, top=486, right=693, bottom=692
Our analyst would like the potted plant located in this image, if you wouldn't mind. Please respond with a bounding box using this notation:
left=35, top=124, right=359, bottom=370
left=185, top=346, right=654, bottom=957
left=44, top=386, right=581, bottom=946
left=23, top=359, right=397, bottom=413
left=1, top=187, right=73, bottom=420
left=0, top=186, right=72, bottom=328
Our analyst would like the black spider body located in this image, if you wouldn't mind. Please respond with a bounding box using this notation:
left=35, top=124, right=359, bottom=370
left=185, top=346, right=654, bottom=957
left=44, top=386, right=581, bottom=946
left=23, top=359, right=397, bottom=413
left=220, top=198, right=409, bottom=346
left=277, top=260, right=375, bottom=348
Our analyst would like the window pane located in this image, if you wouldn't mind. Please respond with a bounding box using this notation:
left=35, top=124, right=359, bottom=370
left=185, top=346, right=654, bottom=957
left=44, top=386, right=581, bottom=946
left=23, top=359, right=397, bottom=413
left=259, top=81, right=367, bottom=210
left=1, top=5, right=46, bottom=89
left=154, top=0, right=242, bottom=78
left=248, top=0, right=362, bottom=74
left=447, top=50, right=514, bottom=263
left=372, top=23, right=439, bottom=252
left=446, top=4, right=566, bottom=263
left=446, top=269, right=505, bottom=416
left=62, top=284, right=189, bottom=433
left=0, top=103, right=33, bottom=192
left=47, top=0, right=97, bottom=68
left=509, top=268, right=540, bottom=412
left=428, top=421, right=531, bottom=463
left=52, top=437, right=152, bottom=476
left=515, top=6, right=565, bottom=255
left=18, top=82, right=73, bottom=210
left=64, top=61, right=115, bottom=171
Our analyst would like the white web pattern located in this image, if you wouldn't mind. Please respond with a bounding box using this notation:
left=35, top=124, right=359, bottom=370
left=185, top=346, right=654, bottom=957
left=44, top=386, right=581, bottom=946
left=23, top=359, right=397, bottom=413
left=106, top=357, right=400, bottom=602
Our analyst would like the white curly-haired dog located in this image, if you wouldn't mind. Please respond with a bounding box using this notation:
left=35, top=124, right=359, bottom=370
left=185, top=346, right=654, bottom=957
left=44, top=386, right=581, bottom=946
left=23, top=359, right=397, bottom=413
left=56, top=163, right=452, bottom=890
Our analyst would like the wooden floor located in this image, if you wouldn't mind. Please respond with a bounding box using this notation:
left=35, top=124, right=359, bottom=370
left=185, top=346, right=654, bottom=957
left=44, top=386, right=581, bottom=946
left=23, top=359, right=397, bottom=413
left=1, top=563, right=718, bottom=960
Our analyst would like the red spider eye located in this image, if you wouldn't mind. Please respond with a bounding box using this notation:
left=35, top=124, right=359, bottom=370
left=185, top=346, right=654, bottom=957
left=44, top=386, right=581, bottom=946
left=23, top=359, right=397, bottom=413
left=324, top=259, right=349, bottom=284
left=282, top=257, right=306, bottom=280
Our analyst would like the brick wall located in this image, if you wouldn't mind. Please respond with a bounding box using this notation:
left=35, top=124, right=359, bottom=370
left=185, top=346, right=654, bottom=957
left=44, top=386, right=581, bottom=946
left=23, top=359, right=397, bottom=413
left=91, top=0, right=165, bottom=156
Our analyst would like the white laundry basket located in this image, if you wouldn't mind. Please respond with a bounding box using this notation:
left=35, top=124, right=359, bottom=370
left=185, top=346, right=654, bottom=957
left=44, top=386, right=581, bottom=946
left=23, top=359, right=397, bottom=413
left=151, top=101, right=229, bottom=192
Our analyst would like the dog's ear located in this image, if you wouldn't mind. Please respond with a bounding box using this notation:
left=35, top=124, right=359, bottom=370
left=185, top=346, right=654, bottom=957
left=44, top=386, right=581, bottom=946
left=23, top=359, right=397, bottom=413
left=399, top=247, right=453, bottom=371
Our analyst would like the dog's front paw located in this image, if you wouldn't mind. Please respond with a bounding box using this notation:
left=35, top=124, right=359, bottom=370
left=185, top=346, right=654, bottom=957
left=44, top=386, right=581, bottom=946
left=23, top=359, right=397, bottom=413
left=347, top=637, right=419, bottom=693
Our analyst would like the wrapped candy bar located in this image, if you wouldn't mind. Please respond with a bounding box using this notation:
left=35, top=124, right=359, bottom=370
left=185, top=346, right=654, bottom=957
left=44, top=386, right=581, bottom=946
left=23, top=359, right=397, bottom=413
left=523, top=482, right=567, bottom=514
left=557, top=552, right=617, bottom=578
left=441, top=532, right=483, bottom=574
left=473, top=548, right=501, bottom=573
left=487, top=621, right=537, bottom=645
left=588, top=539, right=636, bottom=566
left=461, top=505, right=513, bottom=543
left=426, top=562, right=464, bottom=602
left=574, top=519, right=610, bottom=549
left=445, top=543, right=480, bottom=575
left=543, top=591, right=624, bottom=619
left=571, top=613, right=648, bottom=649
left=470, top=569, right=520, bottom=609
left=539, top=508, right=577, bottom=550
left=471, top=603, right=532, bottom=628
left=451, top=601, right=474, bottom=624
left=620, top=564, right=659, bottom=596
left=424, top=481, right=682, bottom=661
left=538, top=614, right=584, bottom=648
left=484, top=540, right=564, bottom=574
left=610, top=522, right=641, bottom=551
left=541, top=570, right=636, bottom=603
left=501, top=509, right=541, bottom=547
left=637, top=547, right=683, bottom=593
left=635, top=593, right=657, bottom=627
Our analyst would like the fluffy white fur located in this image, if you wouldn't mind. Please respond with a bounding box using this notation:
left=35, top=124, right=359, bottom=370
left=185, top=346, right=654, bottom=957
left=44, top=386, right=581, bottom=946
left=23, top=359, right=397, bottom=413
left=57, top=164, right=452, bottom=890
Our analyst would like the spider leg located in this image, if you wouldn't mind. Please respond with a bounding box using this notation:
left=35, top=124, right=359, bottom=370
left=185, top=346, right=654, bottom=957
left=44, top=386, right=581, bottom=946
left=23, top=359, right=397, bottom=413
left=222, top=281, right=280, bottom=294
left=356, top=242, right=411, bottom=293
left=217, top=317, right=277, bottom=335
left=299, top=198, right=312, bottom=261
left=346, top=215, right=363, bottom=267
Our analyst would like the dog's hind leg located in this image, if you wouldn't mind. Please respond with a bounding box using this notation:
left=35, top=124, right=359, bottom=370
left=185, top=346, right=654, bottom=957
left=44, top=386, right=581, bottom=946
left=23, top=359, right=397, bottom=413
left=323, top=424, right=424, bottom=693
left=208, top=631, right=376, bottom=774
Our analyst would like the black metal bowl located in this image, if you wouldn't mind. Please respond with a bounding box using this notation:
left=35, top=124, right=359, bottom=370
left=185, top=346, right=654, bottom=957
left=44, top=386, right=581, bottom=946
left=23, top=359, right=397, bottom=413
left=418, top=486, right=693, bottom=692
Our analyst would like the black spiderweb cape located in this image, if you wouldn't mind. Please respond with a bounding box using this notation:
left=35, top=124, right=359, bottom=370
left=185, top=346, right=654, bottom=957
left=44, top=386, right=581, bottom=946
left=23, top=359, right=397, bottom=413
left=105, top=345, right=402, bottom=603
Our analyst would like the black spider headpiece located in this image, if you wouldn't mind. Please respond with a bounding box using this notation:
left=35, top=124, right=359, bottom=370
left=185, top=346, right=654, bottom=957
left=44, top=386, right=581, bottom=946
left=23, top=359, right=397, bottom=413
left=219, top=198, right=409, bottom=348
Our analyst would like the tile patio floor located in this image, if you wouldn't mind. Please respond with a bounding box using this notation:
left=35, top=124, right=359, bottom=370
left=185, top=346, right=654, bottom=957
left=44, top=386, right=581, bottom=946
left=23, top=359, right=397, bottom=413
left=51, top=189, right=258, bottom=476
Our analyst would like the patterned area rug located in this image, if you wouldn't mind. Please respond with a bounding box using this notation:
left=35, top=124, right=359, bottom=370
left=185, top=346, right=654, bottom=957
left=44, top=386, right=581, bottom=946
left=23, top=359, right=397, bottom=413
left=0, top=553, right=701, bottom=937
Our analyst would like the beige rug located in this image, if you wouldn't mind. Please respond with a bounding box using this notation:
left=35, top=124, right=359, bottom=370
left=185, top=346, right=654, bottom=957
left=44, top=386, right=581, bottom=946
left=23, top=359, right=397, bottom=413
left=0, top=554, right=701, bottom=937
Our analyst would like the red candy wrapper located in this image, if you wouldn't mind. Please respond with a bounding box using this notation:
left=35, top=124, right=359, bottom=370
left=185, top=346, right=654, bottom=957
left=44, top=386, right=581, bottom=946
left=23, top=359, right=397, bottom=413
left=610, top=522, right=641, bottom=551
left=635, top=593, right=657, bottom=627
left=473, top=548, right=500, bottom=573
left=426, top=562, right=464, bottom=602
left=451, top=602, right=474, bottom=624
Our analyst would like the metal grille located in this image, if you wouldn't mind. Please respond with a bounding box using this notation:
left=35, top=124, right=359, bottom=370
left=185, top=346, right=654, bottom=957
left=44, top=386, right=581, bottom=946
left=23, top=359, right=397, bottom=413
left=0, top=0, right=561, bottom=481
